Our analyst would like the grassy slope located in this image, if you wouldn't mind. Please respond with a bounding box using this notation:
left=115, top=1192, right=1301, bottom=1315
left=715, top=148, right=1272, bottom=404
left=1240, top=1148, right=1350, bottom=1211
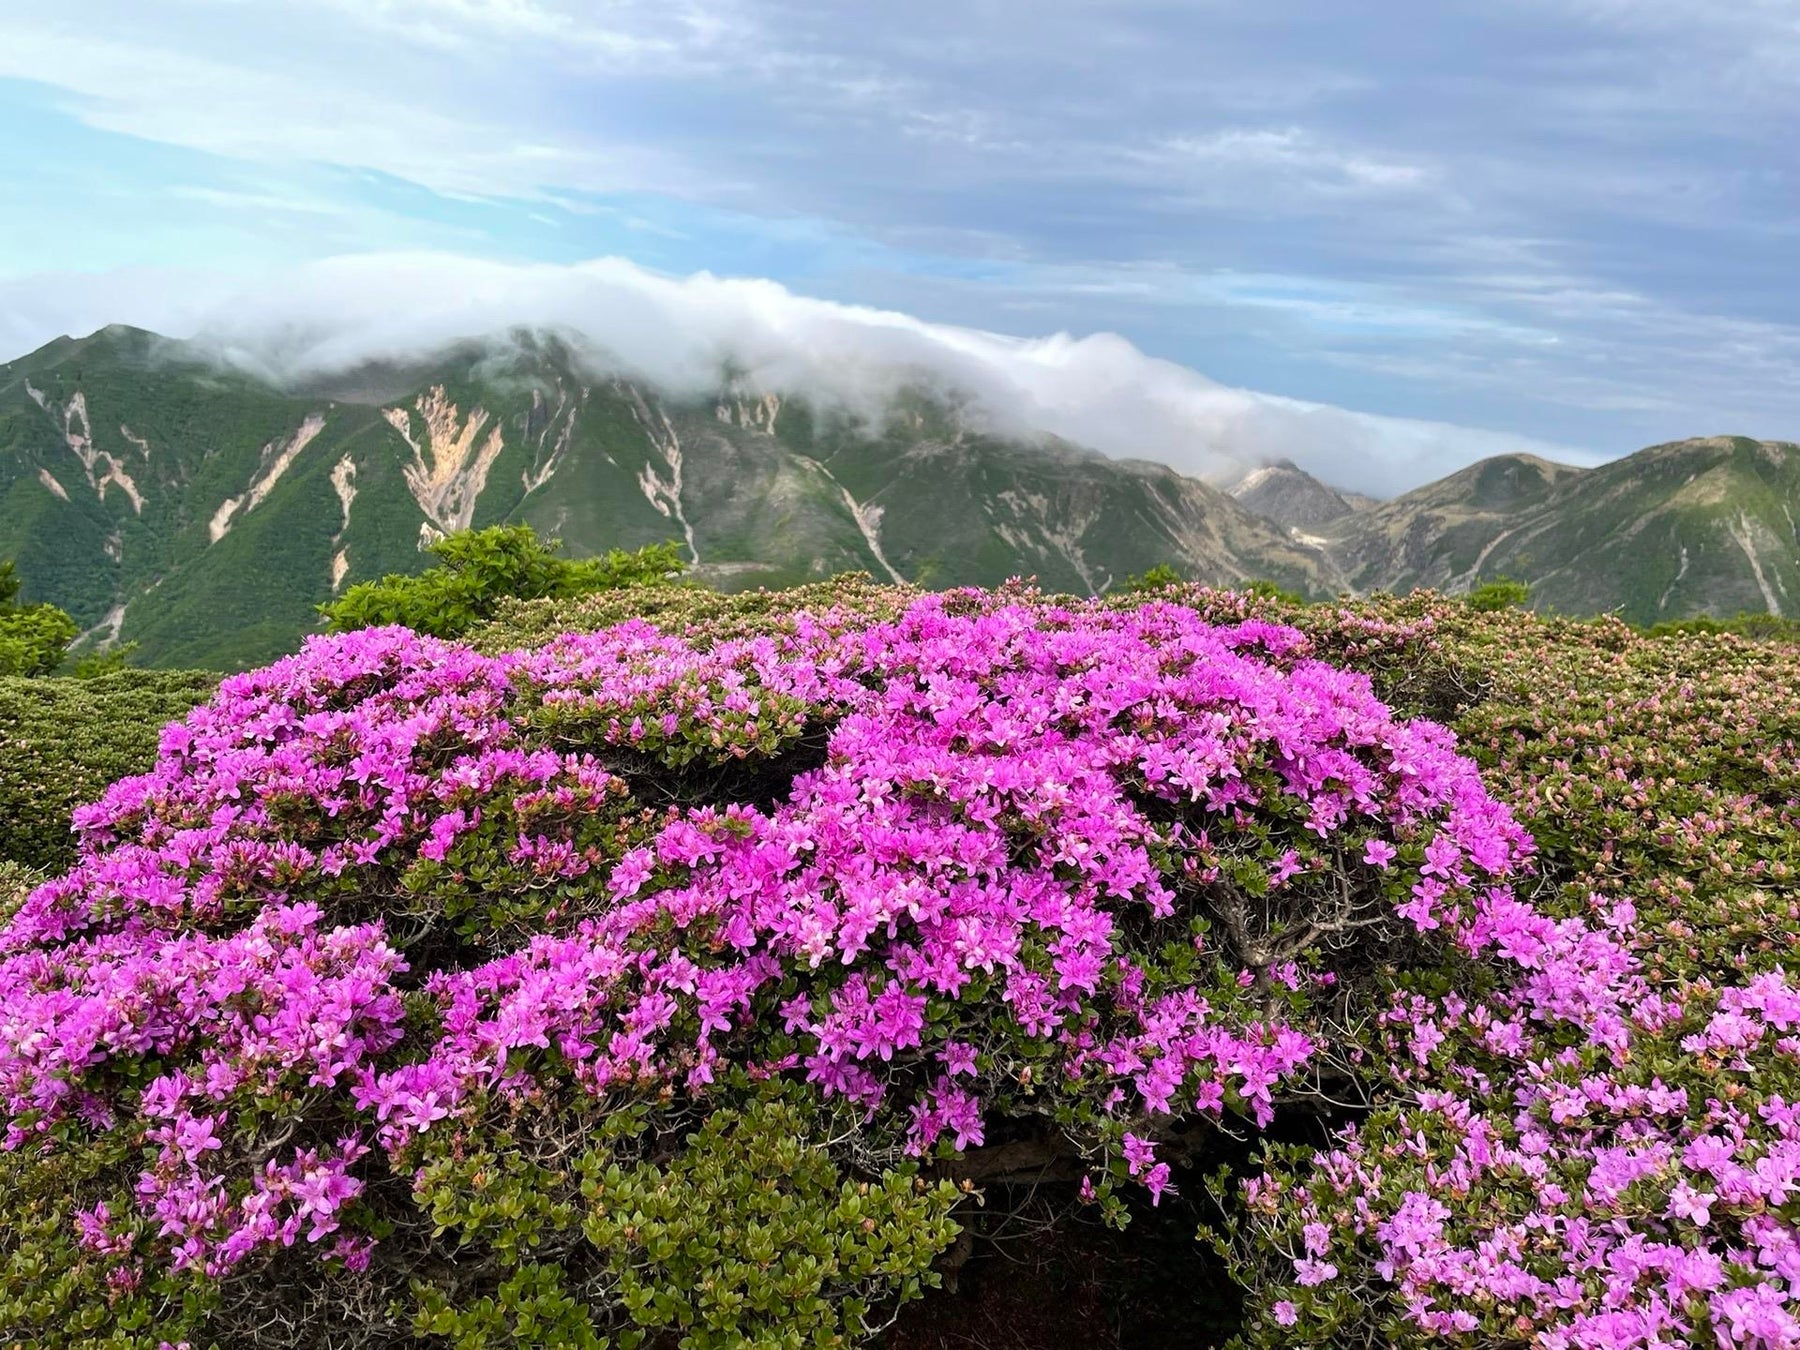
left=1326, top=438, right=1800, bottom=623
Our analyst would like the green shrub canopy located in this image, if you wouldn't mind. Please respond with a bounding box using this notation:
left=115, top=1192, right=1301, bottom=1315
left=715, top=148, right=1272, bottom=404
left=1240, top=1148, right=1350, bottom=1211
left=0, top=559, right=80, bottom=677
left=0, top=670, right=218, bottom=871
left=319, top=525, right=685, bottom=640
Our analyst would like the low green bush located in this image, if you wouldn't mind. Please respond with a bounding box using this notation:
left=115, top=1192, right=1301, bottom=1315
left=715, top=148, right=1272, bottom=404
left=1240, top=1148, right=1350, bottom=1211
left=471, top=571, right=912, bottom=653
left=1114, top=563, right=1184, bottom=594
left=1643, top=609, right=1800, bottom=642
left=1463, top=574, right=1530, bottom=612
left=411, top=1086, right=960, bottom=1350
left=0, top=669, right=217, bottom=870
left=322, top=524, right=685, bottom=639
left=0, top=560, right=80, bottom=677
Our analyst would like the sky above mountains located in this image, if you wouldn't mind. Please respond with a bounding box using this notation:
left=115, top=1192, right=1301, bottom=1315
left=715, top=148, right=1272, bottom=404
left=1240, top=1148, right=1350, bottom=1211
left=1, top=1, right=1795, bottom=488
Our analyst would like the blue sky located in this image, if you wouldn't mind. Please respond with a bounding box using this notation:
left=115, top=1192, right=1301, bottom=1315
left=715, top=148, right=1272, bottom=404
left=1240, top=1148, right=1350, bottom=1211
left=1, top=0, right=1797, bottom=485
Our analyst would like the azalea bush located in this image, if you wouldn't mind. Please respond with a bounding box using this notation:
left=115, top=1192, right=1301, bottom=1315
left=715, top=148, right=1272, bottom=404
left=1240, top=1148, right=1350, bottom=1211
left=0, top=583, right=1535, bottom=1347
left=1188, top=596, right=1800, bottom=1350
left=5, top=574, right=1796, bottom=1349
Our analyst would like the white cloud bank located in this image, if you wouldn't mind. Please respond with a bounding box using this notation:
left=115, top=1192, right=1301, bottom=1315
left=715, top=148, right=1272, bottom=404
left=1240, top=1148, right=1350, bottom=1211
left=0, top=252, right=1592, bottom=495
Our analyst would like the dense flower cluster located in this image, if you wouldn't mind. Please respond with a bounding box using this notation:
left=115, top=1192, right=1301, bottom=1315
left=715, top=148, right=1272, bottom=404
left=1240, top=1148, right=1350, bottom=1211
left=1218, top=598, right=1800, bottom=1350
left=14, top=575, right=1791, bottom=1350
left=1, top=592, right=1526, bottom=1312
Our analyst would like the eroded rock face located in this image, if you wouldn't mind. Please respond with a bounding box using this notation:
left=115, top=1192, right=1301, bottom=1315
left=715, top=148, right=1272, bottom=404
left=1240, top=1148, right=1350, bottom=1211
left=32, top=386, right=147, bottom=515
left=520, top=385, right=582, bottom=495
left=328, top=455, right=358, bottom=593
left=210, top=414, right=327, bottom=543
left=625, top=384, right=699, bottom=564
left=715, top=392, right=782, bottom=433
left=385, top=386, right=506, bottom=534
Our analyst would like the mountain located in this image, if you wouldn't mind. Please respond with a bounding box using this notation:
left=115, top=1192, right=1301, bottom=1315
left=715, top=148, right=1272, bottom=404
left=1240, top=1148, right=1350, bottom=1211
left=0, top=326, right=1335, bottom=668
left=1225, top=460, right=1376, bottom=535
left=1322, top=439, right=1800, bottom=623
left=6, top=326, right=1793, bottom=668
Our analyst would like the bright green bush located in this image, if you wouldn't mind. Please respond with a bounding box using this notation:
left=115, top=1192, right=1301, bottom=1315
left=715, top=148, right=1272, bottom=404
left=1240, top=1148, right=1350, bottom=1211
left=1114, top=563, right=1184, bottom=594
left=0, top=560, right=81, bottom=677
left=321, top=525, right=685, bottom=639
left=0, top=669, right=217, bottom=870
left=70, top=641, right=142, bottom=678
left=411, top=1088, right=960, bottom=1350
left=1463, top=573, right=1530, bottom=612
left=471, top=571, right=912, bottom=653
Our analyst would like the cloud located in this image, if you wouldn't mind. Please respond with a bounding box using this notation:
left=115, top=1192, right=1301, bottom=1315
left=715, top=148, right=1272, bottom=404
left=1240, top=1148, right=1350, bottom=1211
left=0, top=252, right=1586, bottom=496
left=4, top=2, right=1795, bottom=463
left=0, top=16, right=678, bottom=201
left=1141, top=128, right=1433, bottom=199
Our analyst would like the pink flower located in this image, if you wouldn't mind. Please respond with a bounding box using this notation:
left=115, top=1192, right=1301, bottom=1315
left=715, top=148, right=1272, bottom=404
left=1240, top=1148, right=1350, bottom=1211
left=1362, top=838, right=1397, bottom=869
left=1668, top=1182, right=1717, bottom=1226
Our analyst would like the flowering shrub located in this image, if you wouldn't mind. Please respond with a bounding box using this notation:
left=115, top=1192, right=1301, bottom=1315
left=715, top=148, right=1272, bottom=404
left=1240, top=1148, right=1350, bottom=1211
left=1214, top=602, right=1800, bottom=1350
left=0, top=586, right=1531, bottom=1347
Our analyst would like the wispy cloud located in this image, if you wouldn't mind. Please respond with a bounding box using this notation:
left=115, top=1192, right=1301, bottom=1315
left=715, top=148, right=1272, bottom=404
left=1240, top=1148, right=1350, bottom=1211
left=0, top=0, right=1794, bottom=476
left=1143, top=128, right=1433, bottom=197
left=0, top=252, right=1588, bottom=496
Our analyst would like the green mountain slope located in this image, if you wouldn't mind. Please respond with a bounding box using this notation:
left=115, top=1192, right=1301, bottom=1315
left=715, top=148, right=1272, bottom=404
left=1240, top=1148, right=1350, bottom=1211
left=7, top=325, right=1793, bottom=664
left=0, top=327, right=1338, bottom=667
left=1323, top=438, right=1800, bottom=623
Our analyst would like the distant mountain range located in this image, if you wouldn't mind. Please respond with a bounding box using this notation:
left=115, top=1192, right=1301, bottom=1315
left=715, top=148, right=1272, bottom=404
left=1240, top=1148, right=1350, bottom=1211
left=1, top=325, right=1794, bottom=668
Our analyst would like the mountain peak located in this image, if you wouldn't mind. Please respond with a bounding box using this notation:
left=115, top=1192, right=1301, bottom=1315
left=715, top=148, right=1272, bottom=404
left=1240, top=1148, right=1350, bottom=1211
left=0, top=325, right=1337, bottom=667
left=1228, top=460, right=1368, bottom=533
left=1329, top=436, right=1798, bottom=622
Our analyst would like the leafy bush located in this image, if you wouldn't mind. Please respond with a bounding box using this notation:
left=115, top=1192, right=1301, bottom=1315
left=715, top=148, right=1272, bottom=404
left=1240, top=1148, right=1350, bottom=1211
left=0, top=587, right=1531, bottom=1346
left=471, top=571, right=912, bottom=654
left=70, top=642, right=142, bottom=679
left=321, top=524, right=685, bottom=639
left=0, top=559, right=81, bottom=677
left=1463, top=574, right=1530, bottom=612
left=412, top=1087, right=960, bottom=1350
left=1115, top=563, right=1184, bottom=594
left=0, top=670, right=217, bottom=870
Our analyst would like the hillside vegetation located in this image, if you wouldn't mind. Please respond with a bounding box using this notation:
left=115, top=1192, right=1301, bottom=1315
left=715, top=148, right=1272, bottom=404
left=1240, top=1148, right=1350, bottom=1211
left=0, top=327, right=1326, bottom=668
left=1324, top=437, right=1800, bottom=623
left=0, top=568, right=1796, bottom=1349
left=12, top=325, right=1794, bottom=668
